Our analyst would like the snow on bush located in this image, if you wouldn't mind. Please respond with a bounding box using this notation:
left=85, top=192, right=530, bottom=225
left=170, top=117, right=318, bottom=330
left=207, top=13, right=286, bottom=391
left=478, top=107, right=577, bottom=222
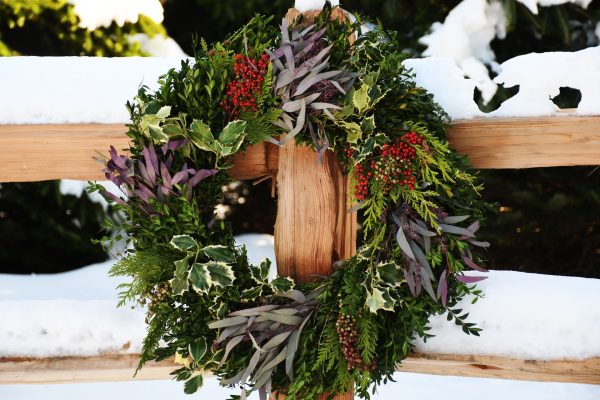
left=294, top=0, right=340, bottom=12
left=419, top=0, right=596, bottom=104
left=493, top=46, right=600, bottom=116
left=128, top=34, right=188, bottom=58
left=419, top=0, right=506, bottom=104
left=67, top=0, right=164, bottom=30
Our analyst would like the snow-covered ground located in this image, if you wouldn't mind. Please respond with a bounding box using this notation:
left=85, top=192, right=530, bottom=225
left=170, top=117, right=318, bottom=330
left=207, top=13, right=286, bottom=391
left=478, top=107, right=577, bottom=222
left=1, top=234, right=600, bottom=398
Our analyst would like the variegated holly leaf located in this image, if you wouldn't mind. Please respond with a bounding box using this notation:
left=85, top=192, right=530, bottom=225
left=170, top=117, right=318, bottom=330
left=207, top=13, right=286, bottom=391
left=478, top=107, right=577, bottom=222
left=200, top=245, right=236, bottom=263
left=170, top=257, right=190, bottom=296
left=241, top=286, right=263, bottom=302
left=218, top=121, right=247, bottom=157
left=189, top=120, right=216, bottom=153
left=270, top=277, right=294, bottom=293
left=378, top=262, right=404, bottom=287
left=365, top=287, right=395, bottom=313
left=361, top=115, right=375, bottom=136
left=250, top=259, right=271, bottom=284
left=138, top=106, right=171, bottom=143
left=170, top=235, right=198, bottom=252
left=352, top=83, right=370, bottom=112
left=206, top=261, right=236, bottom=287
left=338, top=121, right=362, bottom=144
left=189, top=263, right=211, bottom=294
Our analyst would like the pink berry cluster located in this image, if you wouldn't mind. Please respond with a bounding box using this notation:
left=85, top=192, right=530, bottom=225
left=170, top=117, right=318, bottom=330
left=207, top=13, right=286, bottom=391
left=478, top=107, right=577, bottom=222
left=221, top=53, right=270, bottom=120
left=336, top=313, right=373, bottom=371
left=347, top=131, right=425, bottom=201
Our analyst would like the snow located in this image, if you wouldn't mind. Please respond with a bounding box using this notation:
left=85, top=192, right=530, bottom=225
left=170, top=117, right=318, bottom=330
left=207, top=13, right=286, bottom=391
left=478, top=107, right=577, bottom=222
left=1, top=373, right=600, bottom=400
left=67, top=0, right=164, bottom=30
left=0, top=57, right=185, bottom=124
left=128, top=34, right=188, bottom=58
left=404, top=57, right=484, bottom=119
left=418, top=0, right=596, bottom=106
left=516, top=0, right=593, bottom=15
left=1, top=234, right=599, bottom=397
left=294, top=0, right=340, bottom=12
left=405, top=50, right=600, bottom=119
left=419, top=0, right=506, bottom=104
left=492, top=46, right=600, bottom=116
left=414, top=270, right=600, bottom=360
left=2, top=234, right=599, bottom=361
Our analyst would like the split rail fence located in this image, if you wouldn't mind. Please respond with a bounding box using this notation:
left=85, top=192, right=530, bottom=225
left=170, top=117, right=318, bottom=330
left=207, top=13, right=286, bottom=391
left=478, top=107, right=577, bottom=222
left=1, top=112, right=599, bottom=393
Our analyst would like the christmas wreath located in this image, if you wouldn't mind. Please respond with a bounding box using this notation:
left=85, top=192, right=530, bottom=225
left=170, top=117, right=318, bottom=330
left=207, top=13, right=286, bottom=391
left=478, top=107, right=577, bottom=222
left=92, top=5, right=489, bottom=399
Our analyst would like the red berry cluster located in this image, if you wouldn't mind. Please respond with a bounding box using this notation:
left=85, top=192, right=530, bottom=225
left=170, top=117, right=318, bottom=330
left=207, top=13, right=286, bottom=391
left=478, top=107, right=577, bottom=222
left=349, top=132, right=425, bottom=201
left=221, top=53, right=270, bottom=120
left=336, top=313, right=373, bottom=371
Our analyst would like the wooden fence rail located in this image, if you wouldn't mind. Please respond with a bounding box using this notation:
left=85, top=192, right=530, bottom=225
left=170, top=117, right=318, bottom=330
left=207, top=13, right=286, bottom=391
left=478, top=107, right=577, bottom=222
left=1, top=113, right=599, bottom=183
left=2, top=353, right=599, bottom=385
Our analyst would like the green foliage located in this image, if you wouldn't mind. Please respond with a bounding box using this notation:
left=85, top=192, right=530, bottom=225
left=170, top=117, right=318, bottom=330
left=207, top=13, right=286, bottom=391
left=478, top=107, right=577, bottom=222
left=0, top=0, right=167, bottom=56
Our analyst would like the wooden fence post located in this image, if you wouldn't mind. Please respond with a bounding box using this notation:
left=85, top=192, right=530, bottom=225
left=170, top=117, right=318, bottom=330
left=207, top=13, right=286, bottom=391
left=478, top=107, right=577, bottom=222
left=274, top=141, right=356, bottom=399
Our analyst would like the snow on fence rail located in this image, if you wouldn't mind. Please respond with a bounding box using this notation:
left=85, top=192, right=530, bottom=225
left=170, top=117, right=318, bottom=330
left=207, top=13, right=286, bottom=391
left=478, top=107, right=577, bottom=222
left=1, top=56, right=599, bottom=183
left=0, top=56, right=599, bottom=386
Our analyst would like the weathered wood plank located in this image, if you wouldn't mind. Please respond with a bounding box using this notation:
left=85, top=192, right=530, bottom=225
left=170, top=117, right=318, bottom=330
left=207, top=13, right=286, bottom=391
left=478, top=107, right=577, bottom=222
left=2, top=353, right=598, bottom=385
left=402, top=353, right=600, bottom=385
left=448, top=114, right=600, bottom=169
left=1, top=115, right=599, bottom=183
left=0, top=124, right=130, bottom=182
left=273, top=141, right=356, bottom=399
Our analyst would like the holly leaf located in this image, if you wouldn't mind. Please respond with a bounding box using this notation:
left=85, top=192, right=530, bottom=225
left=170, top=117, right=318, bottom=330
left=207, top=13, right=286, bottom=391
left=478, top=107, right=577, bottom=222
left=219, top=120, right=247, bottom=147
left=207, top=261, right=236, bottom=287
left=353, top=83, right=370, bottom=113
left=241, top=286, right=263, bottom=302
left=170, top=235, right=198, bottom=252
left=365, top=287, right=395, bottom=313
left=270, top=277, right=295, bottom=293
left=170, top=257, right=190, bottom=296
left=189, top=120, right=215, bottom=152
left=189, top=337, right=207, bottom=362
left=251, top=259, right=271, bottom=284
left=360, top=115, right=375, bottom=136
left=378, top=262, right=404, bottom=287
left=189, top=263, right=211, bottom=294
left=338, top=121, right=362, bottom=144
left=200, top=245, right=236, bottom=263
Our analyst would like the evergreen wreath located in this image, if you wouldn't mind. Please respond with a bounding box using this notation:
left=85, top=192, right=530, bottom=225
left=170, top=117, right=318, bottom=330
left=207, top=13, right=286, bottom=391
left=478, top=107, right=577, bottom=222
left=92, top=5, right=490, bottom=399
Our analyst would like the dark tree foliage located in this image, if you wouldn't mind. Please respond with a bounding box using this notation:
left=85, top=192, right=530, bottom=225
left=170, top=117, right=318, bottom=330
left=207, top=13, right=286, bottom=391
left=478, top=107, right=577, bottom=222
left=0, top=182, right=110, bottom=273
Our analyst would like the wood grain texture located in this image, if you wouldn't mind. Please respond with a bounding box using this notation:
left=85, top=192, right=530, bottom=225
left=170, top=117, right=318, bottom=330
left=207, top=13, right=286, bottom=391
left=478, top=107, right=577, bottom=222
left=273, top=141, right=356, bottom=400
left=1, top=115, right=599, bottom=182
left=3, top=353, right=599, bottom=385
left=229, top=141, right=279, bottom=181
left=0, top=124, right=130, bottom=182
left=402, top=353, right=600, bottom=385
left=274, top=141, right=357, bottom=282
left=449, top=114, right=600, bottom=168
left=0, top=355, right=175, bottom=384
